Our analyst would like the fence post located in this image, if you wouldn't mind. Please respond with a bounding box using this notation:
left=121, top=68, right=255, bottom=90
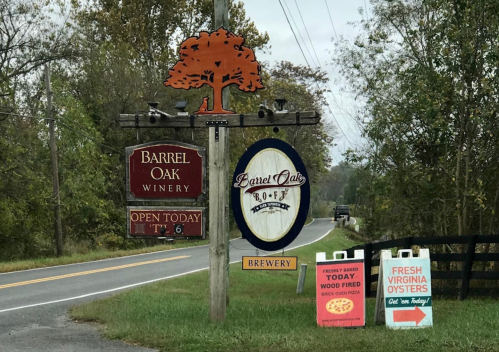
left=403, top=236, right=413, bottom=250
left=460, top=235, right=477, bottom=300
left=364, top=242, right=373, bottom=298
left=296, top=263, right=307, bottom=294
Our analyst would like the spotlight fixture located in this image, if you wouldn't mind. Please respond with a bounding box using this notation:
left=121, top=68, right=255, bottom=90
left=175, top=101, right=188, bottom=116
left=149, top=113, right=157, bottom=124
left=146, top=102, right=171, bottom=119
left=264, top=106, right=274, bottom=116
left=148, top=101, right=159, bottom=110
left=258, top=105, right=265, bottom=118
left=274, top=98, right=288, bottom=113
left=258, top=104, right=274, bottom=118
left=147, top=102, right=158, bottom=123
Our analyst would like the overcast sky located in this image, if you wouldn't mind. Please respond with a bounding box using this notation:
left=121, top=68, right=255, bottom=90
left=241, top=0, right=370, bottom=165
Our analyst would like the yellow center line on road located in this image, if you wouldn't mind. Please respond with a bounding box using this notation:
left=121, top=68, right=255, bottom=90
left=0, top=255, right=190, bottom=290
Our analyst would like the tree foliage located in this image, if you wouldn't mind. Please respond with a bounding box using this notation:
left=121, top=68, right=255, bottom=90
left=335, top=0, right=499, bottom=238
left=0, top=0, right=335, bottom=260
left=0, top=0, right=71, bottom=100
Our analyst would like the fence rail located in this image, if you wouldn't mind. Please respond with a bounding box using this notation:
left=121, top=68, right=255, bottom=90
left=344, top=235, right=499, bottom=300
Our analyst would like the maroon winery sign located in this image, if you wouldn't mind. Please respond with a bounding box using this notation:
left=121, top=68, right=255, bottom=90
left=126, top=141, right=206, bottom=202
left=127, top=207, right=205, bottom=238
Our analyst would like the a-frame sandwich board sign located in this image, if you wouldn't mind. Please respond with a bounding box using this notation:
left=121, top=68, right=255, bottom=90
left=375, top=249, right=433, bottom=329
left=316, top=250, right=365, bottom=327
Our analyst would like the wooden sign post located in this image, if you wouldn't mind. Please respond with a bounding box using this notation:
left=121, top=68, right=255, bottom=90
left=208, top=126, right=229, bottom=322
left=119, top=0, right=320, bottom=324
left=211, top=0, right=230, bottom=322
left=120, top=113, right=319, bottom=324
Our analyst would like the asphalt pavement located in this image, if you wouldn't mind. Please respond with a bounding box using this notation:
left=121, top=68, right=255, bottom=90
left=0, top=218, right=337, bottom=351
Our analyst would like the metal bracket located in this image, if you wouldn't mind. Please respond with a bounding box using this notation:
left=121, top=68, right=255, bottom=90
left=239, top=114, right=244, bottom=127
left=135, top=114, right=139, bottom=128
left=296, top=111, right=300, bottom=125
left=190, top=115, right=195, bottom=128
left=206, top=120, right=228, bottom=140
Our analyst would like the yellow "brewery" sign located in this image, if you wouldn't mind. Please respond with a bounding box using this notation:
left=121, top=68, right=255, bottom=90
left=242, top=256, right=298, bottom=270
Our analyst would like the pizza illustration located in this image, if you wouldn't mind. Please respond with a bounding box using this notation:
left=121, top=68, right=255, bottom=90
left=326, top=298, right=354, bottom=314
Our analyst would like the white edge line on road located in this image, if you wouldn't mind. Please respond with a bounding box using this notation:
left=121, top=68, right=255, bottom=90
left=267, top=227, right=332, bottom=254
left=0, top=267, right=209, bottom=313
left=1, top=224, right=334, bottom=313
left=304, top=218, right=315, bottom=226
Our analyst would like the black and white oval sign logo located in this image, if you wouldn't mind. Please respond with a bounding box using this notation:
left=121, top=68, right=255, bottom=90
left=232, top=138, right=310, bottom=251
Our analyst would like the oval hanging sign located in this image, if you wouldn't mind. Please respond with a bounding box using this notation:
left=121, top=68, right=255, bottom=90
left=231, top=138, right=310, bottom=251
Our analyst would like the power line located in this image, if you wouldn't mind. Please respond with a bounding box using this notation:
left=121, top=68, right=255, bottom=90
left=277, top=4, right=355, bottom=148
left=278, top=0, right=311, bottom=67
left=56, top=120, right=124, bottom=155
left=294, top=0, right=322, bottom=68
left=1, top=104, right=127, bottom=150
left=283, top=0, right=318, bottom=67
left=0, top=105, right=51, bottom=112
left=325, top=104, right=356, bottom=147
left=291, top=0, right=361, bottom=145
left=324, top=0, right=339, bottom=41
left=298, top=2, right=362, bottom=139
left=0, top=111, right=53, bottom=121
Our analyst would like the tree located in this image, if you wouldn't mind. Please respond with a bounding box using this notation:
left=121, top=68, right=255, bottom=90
left=335, top=0, right=499, bottom=239
left=164, top=28, right=263, bottom=114
left=226, top=61, right=335, bottom=221
left=0, top=0, right=274, bottom=260
left=0, top=0, right=71, bottom=101
left=0, top=0, right=73, bottom=259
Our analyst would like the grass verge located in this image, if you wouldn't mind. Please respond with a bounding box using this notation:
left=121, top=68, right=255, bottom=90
left=70, top=228, right=499, bottom=352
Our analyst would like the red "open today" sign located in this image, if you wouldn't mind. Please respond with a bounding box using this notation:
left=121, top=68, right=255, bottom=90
left=127, top=207, right=205, bottom=239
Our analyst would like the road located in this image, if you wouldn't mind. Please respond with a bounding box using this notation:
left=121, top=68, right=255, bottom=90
left=0, top=218, right=336, bottom=351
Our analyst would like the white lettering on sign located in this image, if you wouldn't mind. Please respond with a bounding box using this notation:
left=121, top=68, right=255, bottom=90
left=150, top=167, right=180, bottom=180
left=141, top=151, right=191, bottom=164
left=142, top=185, right=190, bottom=192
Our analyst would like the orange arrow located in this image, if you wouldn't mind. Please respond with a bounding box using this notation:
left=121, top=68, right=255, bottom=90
left=393, top=306, right=426, bottom=325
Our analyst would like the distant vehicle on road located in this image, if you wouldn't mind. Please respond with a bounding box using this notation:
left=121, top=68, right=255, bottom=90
left=334, top=205, right=350, bottom=221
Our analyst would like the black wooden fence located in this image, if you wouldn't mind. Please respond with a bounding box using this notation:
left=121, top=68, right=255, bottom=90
left=344, top=235, right=499, bottom=300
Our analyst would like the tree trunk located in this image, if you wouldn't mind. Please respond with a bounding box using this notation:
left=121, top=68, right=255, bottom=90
left=212, top=83, right=223, bottom=113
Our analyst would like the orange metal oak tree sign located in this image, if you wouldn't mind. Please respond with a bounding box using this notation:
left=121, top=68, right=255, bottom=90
left=164, top=28, right=264, bottom=114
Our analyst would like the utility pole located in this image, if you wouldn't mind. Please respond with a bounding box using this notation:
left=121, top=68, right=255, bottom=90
left=209, top=0, right=230, bottom=323
left=45, top=64, right=63, bottom=256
